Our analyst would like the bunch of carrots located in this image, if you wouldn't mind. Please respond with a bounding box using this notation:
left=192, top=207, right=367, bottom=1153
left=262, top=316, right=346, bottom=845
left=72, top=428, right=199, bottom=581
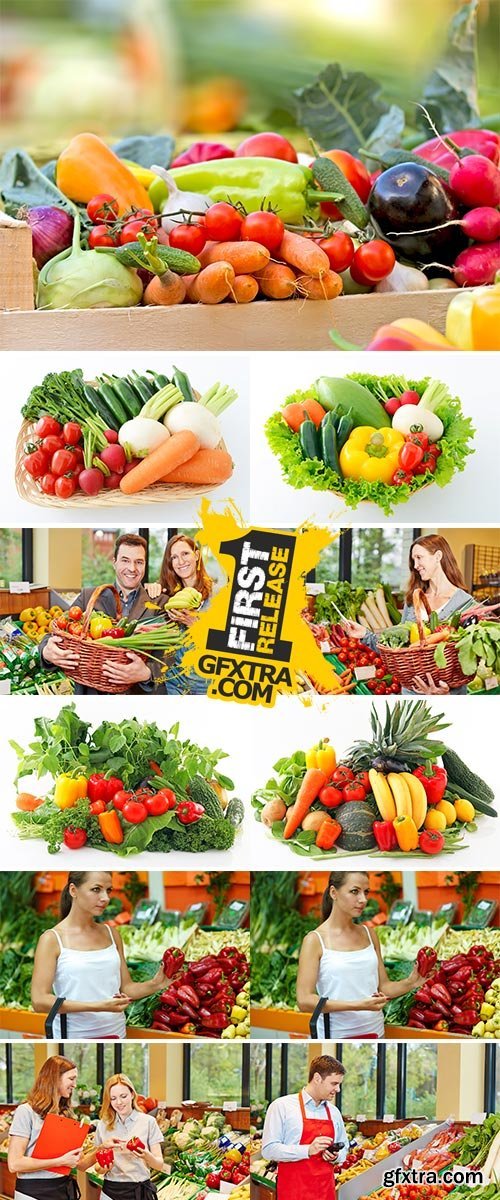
left=120, top=430, right=232, bottom=493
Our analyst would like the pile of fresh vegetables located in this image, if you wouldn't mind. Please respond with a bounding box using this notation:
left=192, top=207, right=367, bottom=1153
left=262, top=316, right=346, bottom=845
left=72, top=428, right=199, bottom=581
left=332, top=276, right=500, bottom=351
left=127, top=943, right=250, bottom=1040
left=252, top=701, right=497, bottom=859
left=251, top=873, right=319, bottom=1011
left=18, top=366, right=236, bottom=500
left=10, top=704, right=244, bottom=857
left=15, top=604, right=63, bottom=642
left=449, top=1116, right=500, bottom=1180
left=266, top=372, right=475, bottom=514
left=39, top=598, right=189, bottom=682
left=0, top=620, right=73, bottom=696
left=403, top=942, right=500, bottom=1034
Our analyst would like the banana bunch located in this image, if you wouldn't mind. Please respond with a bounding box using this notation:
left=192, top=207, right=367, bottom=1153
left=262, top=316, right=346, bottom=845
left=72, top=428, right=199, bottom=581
left=369, top=769, right=427, bottom=828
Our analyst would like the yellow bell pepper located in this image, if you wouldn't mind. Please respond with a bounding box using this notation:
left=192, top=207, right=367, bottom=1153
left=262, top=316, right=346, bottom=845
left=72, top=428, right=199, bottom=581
left=446, top=278, right=500, bottom=350
left=89, top=616, right=113, bottom=639
left=121, top=159, right=159, bottom=190
left=393, top=814, right=419, bottom=851
left=20, top=608, right=36, bottom=623
left=306, top=740, right=336, bottom=774
left=54, top=775, right=88, bottom=809
left=340, top=426, right=405, bottom=484
left=49, top=606, right=63, bottom=618
left=36, top=613, right=50, bottom=627
left=23, top=621, right=39, bottom=638
left=409, top=622, right=430, bottom=644
left=392, top=318, right=453, bottom=348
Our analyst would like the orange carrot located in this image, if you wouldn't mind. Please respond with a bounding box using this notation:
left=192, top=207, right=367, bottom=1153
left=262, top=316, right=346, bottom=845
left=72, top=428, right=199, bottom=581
left=205, top=240, right=270, bottom=275
left=283, top=768, right=327, bottom=839
left=297, top=270, right=343, bottom=300
left=186, top=261, right=235, bottom=303
left=282, top=398, right=326, bottom=431
left=143, top=271, right=186, bottom=306
left=278, top=230, right=330, bottom=278
left=230, top=274, right=259, bottom=303
left=161, top=447, right=233, bottom=485
left=119, top=430, right=199, bottom=494
left=256, top=262, right=297, bottom=299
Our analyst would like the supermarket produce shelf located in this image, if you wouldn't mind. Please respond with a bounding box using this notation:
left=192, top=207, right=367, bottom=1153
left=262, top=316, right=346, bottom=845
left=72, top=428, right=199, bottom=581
left=250, top=1008, right=466, bottom=1039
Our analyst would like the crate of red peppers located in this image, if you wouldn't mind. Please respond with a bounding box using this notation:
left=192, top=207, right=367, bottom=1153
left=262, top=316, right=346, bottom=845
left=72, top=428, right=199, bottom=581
left=150, top=944, right=250, bottom=1039
left=406, top=942, right=500, bottom=1035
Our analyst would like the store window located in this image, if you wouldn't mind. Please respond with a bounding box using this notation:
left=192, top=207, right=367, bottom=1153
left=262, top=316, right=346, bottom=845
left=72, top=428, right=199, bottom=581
left=0, top=530, right=23, bottom=585
left=121, top=1045, right=150, bottom=1096
left=340, top=1044, right=378, bottom=1118
left=287, top=1045, right=311, bottom=1095
left=250, top=1043, right=267, bottom=1108
left=406, top=1044, right=437, bottom=1119
left=383, top=1045, right=399, bottom=1119
left=316, top=538, right=340, bottom=583
left=0, top=1046, right=36, bottom=1103
left=188, top=1045, right=245, bottom=1105
left=62, top=1043, right=101, bottom=1093
left=351, top=529, right=414, bottom=593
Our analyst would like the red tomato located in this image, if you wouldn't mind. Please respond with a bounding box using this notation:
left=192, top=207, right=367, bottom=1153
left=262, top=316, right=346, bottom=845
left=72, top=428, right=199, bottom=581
left=399, top=440, right=424, bottom=473
left=204, top=202, right=244, bottom=241
left=67, top=606, right=83, bottom=620
left=240, top=210, right=284, bottom=252
left=41, top=435, right=65, bottom=456
left=54, top=475, right=77, bottom=499
left=168, top=223, right=207, bottom=255
left=236, top=132, right=298, bottom=162
left=319, top=149, right=372, bottom=217
left=40, top=472, right=56, bottom=495
left=119, top=218, right=157, bottom=245
left=153, top=787, right=177, bottom=810
left=318, top=784, right=344, bottom=809
left=332, top=766, right=354, bottom=784
left=112, top=790, right=134, bottom=812
left=34, top=416, right=62, bottom=438
left=343, top=781, right=366, bottom=802
left=51, top=448, right=78, bottom=476
left=354, top=771, right=370, bottom=791
left=72, top=445, right=85, bottom=463
left=87, top=193, right=119, bottom=223
left=318, top=232, right=354, bottom=272
left=350, top=240, right=396, bottom=285
left=122, top=800, right=148, bottom=824
left=88, top=225, right=118, bottom=249
left=23, top=449, right=50, bottom=479
left=62, top=421, right=82, bottom=445
left=89, top=799, right=107, bottom=816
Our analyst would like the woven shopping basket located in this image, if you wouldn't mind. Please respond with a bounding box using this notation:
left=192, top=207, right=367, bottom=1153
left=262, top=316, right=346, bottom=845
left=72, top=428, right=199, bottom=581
left=53, top=584, right=147, bottom=694
left=377, top=588, right=472, bottom=690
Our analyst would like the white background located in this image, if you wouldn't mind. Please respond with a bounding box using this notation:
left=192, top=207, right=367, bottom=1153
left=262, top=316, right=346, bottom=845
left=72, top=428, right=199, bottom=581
left=249, top=351, right=500, bottom=526
left=0, top=694, right=252, bottom=869
left=0, top=350, right=250, bottom=525
left=247, top=693, right=500, bottom=870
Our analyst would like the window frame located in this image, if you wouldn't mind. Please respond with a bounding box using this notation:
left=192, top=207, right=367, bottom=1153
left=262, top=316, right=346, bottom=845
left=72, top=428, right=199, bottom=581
left=182, top=1044, right=250, bottom=1107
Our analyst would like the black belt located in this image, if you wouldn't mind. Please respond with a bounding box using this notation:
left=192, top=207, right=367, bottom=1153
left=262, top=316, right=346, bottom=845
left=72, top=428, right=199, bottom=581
left=103, top=1180, right=157, bottom=1200
left=310, top=997, right=331, bottom=1040
left=16, top=1176, right=80, bottom=1200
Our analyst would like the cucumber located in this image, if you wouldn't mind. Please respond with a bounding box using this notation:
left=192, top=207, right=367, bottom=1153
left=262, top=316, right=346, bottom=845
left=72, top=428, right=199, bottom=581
left=83, top=383, right=119, bottom=430
left=320, top=414, right=340, bottom=472
left=315, top=376, right=391, bottom=429
left=442, top=749, right=495, bottom=802
left=444, top=785, right=497, bottom=819
left=368, top=148, right=451, bottom=182
left=101, top=375, right=141, bottom=419
left=225, top=796, right=245, bottom=827
left=94, top=380, right=129, bottom=427
left=189, top=775, right=224, bottom=819
left=129, top=372, right=155, bottom=406
left=311, top=155, right=370, bottom=228
left=299, top=418, right=322, bottom=461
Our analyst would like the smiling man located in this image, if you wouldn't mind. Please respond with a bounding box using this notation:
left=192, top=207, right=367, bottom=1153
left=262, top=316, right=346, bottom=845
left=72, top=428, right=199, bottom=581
left=41, top=534, right=167, bottom=694
left=262, top=1054, right=348, bottom=1200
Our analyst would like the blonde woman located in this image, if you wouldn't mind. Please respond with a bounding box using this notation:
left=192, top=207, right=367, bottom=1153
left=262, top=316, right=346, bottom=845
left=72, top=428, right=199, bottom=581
left=8, top=1056, right=83, bottom=1200
left=79, top=1074, right=164, bottom=1200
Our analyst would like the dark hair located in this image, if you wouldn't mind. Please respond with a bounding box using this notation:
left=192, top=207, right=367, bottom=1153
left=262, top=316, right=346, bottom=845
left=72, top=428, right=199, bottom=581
left=114, top=533, right=148, bottom=559
left=309, top=1055, right=345, bottom=1082
left=321, top=872, right=369, bottom=920
left=406, top=535, right=466, bottom=605
left=160, top=534, right=213, bottom=601
left=60, top=872, right=112, bottom=918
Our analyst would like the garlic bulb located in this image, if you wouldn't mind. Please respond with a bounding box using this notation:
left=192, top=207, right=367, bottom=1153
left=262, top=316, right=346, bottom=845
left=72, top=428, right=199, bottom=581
left=151, top=164, right=212, bottom=232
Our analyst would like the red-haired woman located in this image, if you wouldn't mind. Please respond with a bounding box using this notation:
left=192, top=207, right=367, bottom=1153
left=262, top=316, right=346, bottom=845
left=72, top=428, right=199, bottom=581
left=343, top=535, right=474, bottom=694
left=8, top=1056, right=83, bottom=1200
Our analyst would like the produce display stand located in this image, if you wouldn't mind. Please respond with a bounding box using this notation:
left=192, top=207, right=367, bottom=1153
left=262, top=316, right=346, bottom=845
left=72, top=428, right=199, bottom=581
left=0, top=1007, right=249, bottom=1041
left=0, top=226, right=455, bottom=351
left=0, top=587, right=51, bottom=616
left=249, top=1007, right=464, bottom=1040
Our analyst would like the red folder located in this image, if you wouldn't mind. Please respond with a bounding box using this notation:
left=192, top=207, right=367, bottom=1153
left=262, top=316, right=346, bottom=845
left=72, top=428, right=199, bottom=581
left=32, top=1113, right=89, bottom=1175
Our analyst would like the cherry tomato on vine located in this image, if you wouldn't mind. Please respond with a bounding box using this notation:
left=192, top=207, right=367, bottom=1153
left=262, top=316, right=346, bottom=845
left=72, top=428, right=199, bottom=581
left=51, top=448, right=78, bottom=476
left=41, top=435, right=65, bottom=457
left=240, top=210, right=284, bottom=252
left=88, top=225, right=118, bottom=249
left=350, top=240, right=396, bottom=285
left=168, top=224, right=207, bottom=255
left=54, top=475, right=77, bottom=499
left=119, top=219, right=157, bottom=245
left=204, top=202, right=243, bottom=241
left=318, top=232, right=355, bottom=272
left=87, top=194, right=119, bottom=224
left=23, top=450, right=51, bottom=479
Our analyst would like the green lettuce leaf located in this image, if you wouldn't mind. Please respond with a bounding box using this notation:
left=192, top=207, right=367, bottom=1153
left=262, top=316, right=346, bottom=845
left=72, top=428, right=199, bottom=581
left=294, top=64, right=396, bottom=156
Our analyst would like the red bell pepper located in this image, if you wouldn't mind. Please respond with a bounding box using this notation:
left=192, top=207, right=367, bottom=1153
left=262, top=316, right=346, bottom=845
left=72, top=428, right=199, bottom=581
left=451, top=1010, right=478, bottom=1026
left=414, top=985, right=434, bottom=1004
left=432, top=982, right=452, bottom=1007
left=416, top=946, right=438, bottom=977
left=127, top=1138, right=145, bottom=1152
left=162, top=947, right=185, bottom=978
left=200, top=1011, right=231, bottom=1030
left=162, top=1011, right=188, bottom=1028
left=160, top=987, right=181, bottom=1007
left=205, top=1171, right=222, bottom=1190
left=189, top=956, right=220, bottom=977
left=442, top=956, right=469, bottom=977
left=96, top=1148, right=114, bottom=1169
left=177, top=1000, right=199, bottom=1022
left=177, top=984, right=200, bottom=1009
left=413, top=763, right=447, bottom=804
left=408, top=1018, right=426, bottom=1029
left=373, top=820, right=398, bottom=851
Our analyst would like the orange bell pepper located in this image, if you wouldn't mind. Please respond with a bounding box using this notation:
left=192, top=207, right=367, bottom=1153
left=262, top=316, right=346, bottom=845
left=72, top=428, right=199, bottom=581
left=56, top=133, right=154, bottom=215
left=98, top=809, right=124, bottom=845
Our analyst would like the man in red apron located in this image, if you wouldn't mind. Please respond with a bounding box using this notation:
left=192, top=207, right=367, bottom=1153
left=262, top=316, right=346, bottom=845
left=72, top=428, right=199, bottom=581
left=261, top=1054, right=348, bottom=1200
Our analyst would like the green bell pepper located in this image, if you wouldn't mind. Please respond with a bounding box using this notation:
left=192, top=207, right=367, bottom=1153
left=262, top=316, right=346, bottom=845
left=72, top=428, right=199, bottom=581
left=149, top=157, right=340, bottom=223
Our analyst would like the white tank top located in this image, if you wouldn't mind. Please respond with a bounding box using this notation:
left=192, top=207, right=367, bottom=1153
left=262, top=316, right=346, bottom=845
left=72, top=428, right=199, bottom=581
left=51, top=925, right=126, bottom=1040
left=314, top=926, right=385, bottom=1039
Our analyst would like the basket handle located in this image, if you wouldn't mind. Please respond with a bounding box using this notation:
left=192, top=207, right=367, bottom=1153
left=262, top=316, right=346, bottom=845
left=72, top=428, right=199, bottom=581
left=412, top=589, right=433, bottom=645
left=81, top=584, right=122, bottom=637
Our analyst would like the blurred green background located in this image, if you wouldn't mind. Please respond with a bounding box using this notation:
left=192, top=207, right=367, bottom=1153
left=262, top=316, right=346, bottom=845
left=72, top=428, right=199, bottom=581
left=1, top=0, right=499, bottom=152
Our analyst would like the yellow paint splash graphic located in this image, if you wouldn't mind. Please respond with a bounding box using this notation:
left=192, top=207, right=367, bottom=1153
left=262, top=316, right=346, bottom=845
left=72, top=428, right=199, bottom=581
left=180, top=499, right=341, bottom=707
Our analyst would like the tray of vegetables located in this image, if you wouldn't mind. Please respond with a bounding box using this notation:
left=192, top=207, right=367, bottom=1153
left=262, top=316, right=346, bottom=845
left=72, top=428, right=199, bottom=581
left=378, top=600, right=500, bottom=690
left=10, top=704, right=244, bottom=858
left=265, top=372, right=475, bottom=515
left=251, top=700, right=497, bottom=860
left=15, top=366, right=236, bottom=506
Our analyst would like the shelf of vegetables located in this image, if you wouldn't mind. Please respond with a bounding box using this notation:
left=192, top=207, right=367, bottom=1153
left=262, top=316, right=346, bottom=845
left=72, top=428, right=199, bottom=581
left=1, top=4, right=499, bottom=350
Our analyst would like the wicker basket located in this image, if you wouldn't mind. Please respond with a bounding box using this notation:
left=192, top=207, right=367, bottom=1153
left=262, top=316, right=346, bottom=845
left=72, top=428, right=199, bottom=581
left=377, top=589, right=472, bottom=690
left=15, top=392, right=231, bottom=508
left=52, top=585, right=153, bottom=694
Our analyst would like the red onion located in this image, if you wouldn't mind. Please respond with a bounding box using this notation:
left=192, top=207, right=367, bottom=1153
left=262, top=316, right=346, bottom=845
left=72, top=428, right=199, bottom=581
left=21, top=206, right=74, bottom=268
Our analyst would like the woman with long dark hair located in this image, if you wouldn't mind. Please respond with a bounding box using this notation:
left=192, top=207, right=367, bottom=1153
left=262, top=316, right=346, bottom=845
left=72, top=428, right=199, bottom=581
left=342, top=535, right=474, bottom=694
left=296, top=873, right=424, bottom=1039
left=8, top=1056, right=83, bottom=1200
left=79, top=1074, right=164, bottom=1200
left=31, top=873, right=168, bottom=1040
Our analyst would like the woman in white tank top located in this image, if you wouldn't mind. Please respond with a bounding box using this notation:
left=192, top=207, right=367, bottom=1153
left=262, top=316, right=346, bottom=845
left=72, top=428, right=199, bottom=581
left=297, top=872, right=426, bottom=1039
left=31, top=872, right=170, bottom=1041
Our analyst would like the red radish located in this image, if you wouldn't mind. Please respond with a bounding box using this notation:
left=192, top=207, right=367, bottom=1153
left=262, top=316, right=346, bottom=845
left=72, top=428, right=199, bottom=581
left=104, top=429, right=119, bottom=443
left=400, top=390, right=421, bottom=406
left=78, top=467, right=104, bottom=495
left=98, top=444, right=126, bottom=473
left=453, top=239, right=500, bottom=286
left=384, top=398, right=401, bottom=416
left=460, top=207, right=500, bottom=242
left=123, top=458, right=141, bottom=474
left=449, top=155, right=500, bottom=208
left=103, top=471, right=123, bottom=489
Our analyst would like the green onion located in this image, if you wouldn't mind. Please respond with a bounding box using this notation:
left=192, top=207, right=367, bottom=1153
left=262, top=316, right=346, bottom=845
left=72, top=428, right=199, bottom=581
left=139, top=384, right=183, bottom=421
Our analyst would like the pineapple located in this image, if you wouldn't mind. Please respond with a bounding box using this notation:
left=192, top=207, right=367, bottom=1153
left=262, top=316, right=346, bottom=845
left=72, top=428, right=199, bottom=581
left=345, top=701, right=450, bottom=773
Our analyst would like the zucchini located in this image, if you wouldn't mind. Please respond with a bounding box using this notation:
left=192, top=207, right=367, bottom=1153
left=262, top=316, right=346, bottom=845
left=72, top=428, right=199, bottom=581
left=189, top=775, right=224, bottom=819
left=94, top=381, right=129, bottom=427
left=299, top=417, right=322, bottom=460
left=442, top=749, right=495, bottom=802
left=320, top=413, right=340, bottom=472
left=83, top=383, right=119, bottom=430
left=315, top=376, right=391, bottom=429
left=444, top=786, right=497, bottom=819
left=225, top=796, right=245, bottom=827
left=311, top=155, right=369, bottom=229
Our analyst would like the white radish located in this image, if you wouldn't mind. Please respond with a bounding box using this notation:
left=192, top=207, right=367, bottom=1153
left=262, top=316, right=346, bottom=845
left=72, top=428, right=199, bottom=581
left=392, top=404, right=444, bottom=442
left=118, top=417, right=170, bottom=458
left=164, top=401, right=221, bottom=449
left=151, top=164, right=212, bottom=233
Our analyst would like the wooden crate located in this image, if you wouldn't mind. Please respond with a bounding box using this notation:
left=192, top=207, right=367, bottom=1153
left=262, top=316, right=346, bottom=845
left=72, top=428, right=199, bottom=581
left=0, top=224, right=454, bottom=350
left=0, top=587, right=51, bottom=615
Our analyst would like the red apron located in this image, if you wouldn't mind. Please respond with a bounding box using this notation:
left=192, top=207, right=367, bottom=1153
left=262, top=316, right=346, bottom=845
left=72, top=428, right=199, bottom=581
left=277, top=1092, right=337, bottom=1200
